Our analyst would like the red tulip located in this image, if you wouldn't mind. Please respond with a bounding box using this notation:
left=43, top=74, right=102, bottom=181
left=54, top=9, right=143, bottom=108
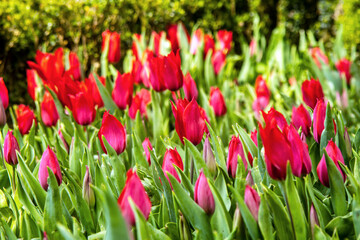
left=131, top=59, right=143, bottom=85
left=209, top=87, right=227, bottom=116
left=0, top=77, right=9, bottom=109
left=163, top=50, right=184, bottom=91
left=38, top=146, right=62, bottom=190
left=247, top=129, right=258, bottom=164
left=244, top=185, right=260, bottom=221
left=117, top=169, right=152, bottom=226
left=255, top=75, right=270, bottom=101
left=41, top=91, right=59, bottom=127
left=204, top=34, right=215, bottom=57
left=310, top=47, right=328, bottom=68
left=112, top=72, right=133, bottom=110
left=16, top=105, right=36, bottom=135
left=167, top=24, right=180, bottom=53
left=211, top=50, right=226, bottom=75
left=85, top=73, right=106, bottom=108
left=312, top=99, right=326, bottom=143
left=291, top=104, right=311, bottom=136
left=162, top=148, right=184, bottom=184
left=102, top=30, right=121, bottom=63
left=336, top=58, right=351, bottom=84
left=262, top=108, right=287, bottom=131
left=183, top=73, right=198, bottom=101
left=70, top=91, right=96, bottom=126
left=252, top=96, right=269, bottom=119
left=149, top=55, right=166, bottom=92
left=132, top=33, right=142, bottom=60
left=171, top=98, right=206, bottom=145
left=227, top=136, right=246, bottom=178
left=68, top=52, right=82, bottom=81
left=203, top=136, right=216, bottom=174
left=27, top=69, right=38, bottom=100
left=194, top=170, right=215, bottom=215
left=216, top=30, right=232, bottom=53
left=3, top=131, right=20, bottom=165
left=98, top=111, right=127, bottom=155
left=317, top=140, right=346, bottom=187
left=128, top=89, right=151, bottom=119
left=151, top=31, right=163, bottom=57
left=142, top=138, right=153, bottom=164
left=301, top=78, right=324, bottom=110
left=190, top=29, right=203, bottom=55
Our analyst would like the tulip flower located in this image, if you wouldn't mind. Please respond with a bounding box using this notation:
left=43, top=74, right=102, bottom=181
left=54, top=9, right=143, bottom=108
left=163, top=50, right=184, bottom=91
left=162, top=148, right=184, bottom=184
left=252, top=96, right=269, bottom=119
left=312, top=99, right=326, bottom=143
left=41, top=91, right=59, bottom=127
left=209, top=87, right=227, bottom=116
left=216, top=30, right=232, bottom=53
left=142, top=138, right=153, bottom=164
left=262, top=108, right=287, bottom=131
left=310, top=47, right=328, bottom=68
left=171, top=98, right=206, bottom=145
left=112, top=72, right=134, bottom=109
left=336, top=58, right=351, bottom=84
left=98, top=111, right=127, bottom=155
left=291, top=104, right=311, bottom=136
left=194, top=170, right=215, bottom=215
left=249, top=39, right=257, bottom=56
left=58, top=129, right=69, bottom=153
left=211, top=50, right=226, bottom=75
left=102, top=30, right=121, bottom=63
left=0, top=77, right=9, bottom=109
left=68, top=52, right=82, bottom=81
left=167, top=24, right=180, bottom=53
left=336, top=89, right=348, bottom=109
left=16, top=104, right=36, bottom=135
left=227, top=136, right=247, bottom=178
left=132, top=33, right=142, bottom=60
left=149, top=55, right=166, bottom=92
left=247, top=129, right=258, bottom=165
left=190, top=29, right=203, bottom=55
left=310, top=204, right=319, bottom=237
left=0, top=99, right=6, bottom=127
left=118, top=169, right=152, bottom=226
left=244, top=185, right=260, bottom=221
left=70, top=91, right=96, bottom=126
left=317, top=140, right=346, bottom=187
left=151, top=31, right=163, bottom=57
left=85, top=73, right=106, bottom=108
left=203, top=136, right=216, bottom=175
left=3, top=131, right=20, bottom=165
left=38, top=146, right=62, bottom=190
left=301, top=78, right=324, bottom=110
left=183, top=73, right=198, bottom=101
left=255, top=75, right=270, bottom=101
left=128, top=89, right=151, bottom=119
left=27, top=69, right=38, bottom=100
left=83, top=166, right=95, bottom=207
left=204, top=34, right=215, bottom=57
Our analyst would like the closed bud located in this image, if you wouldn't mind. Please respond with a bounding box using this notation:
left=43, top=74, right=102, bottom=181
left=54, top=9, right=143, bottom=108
left=194, top=170, right=215, bottom=215
left=183, top=73, right=198, bottom=101
left=142, top=138, right=153, bottom=165
left=3, top=131, right=19, bottom=165
left=70, top=91, right=96, bottom=126
left=226, top=136, right=246, bottom=178
left=312, top=99, right=326, bottom=143
left=301, top=78, right=324, bottom=110
left=204, top=34, right=215, bottom=57
left=244, top=185, right=260, bottom=221
left=83, top=166, right=95, bottom=207
left=291, top=104, right=311, bottom=136
left=232, top=206, right=242, bottom=230
left=310, top=204, right=319, bottom=237
left=162, top=148, right=184, bottom=185
left=102, top=30, right=121, bottom=63
left=38, top=146, right=62, bottom=190
left=112, top=72, right=134, bottom=110
left=209, top=87, right=227, bottom=116
left=336, top=58, right=352, bottom=84
left=0, top=98, right=6, bottom=126
left=16, top=104, right=36, bottom=135
left=203, top=136, right=216, bottom=175
left=163, top=50, right=184, bottom=91
left=211, top=50, right=226, bottom=75
left=58, top=129, right=69, bottom=153
left=41, top=91, right=59, bottom=127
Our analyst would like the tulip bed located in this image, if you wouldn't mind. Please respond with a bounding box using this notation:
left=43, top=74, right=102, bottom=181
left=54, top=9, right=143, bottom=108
left=1, top=22, right=360, bottom=240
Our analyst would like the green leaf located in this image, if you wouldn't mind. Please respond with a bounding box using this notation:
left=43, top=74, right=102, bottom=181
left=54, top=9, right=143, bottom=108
left=57, top=223, right=77, bottom=240
left=184, top=139, right=210, bottom=178
left=69, top=128, right=83, bottom=178
left=94, top=74, right=118, bottom=113
left=325, top=213, right=354, bottom=237
left=258, top=194, right=274, bottom=240
left=0, top=217, right=17, bottom=240
left=132, top=133, right=149, bottom=171
left=235, top=124, right=258, bottom=159
left=206, top=122, right=226, bottom=171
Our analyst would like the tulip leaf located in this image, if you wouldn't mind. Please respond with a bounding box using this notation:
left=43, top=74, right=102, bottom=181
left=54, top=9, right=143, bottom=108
left=184, top=138, right=211, bottom=178
left=206, top=121, right=227, bottom=171
left=131, top=133, right=149, bottom=171
left=101, top=36, right=109, bottom=77
left=355, top=128, right=360, bottom=152
left=57, top=223, right=77, bottom=240
left=258, top=194, right=274, bottom=240
left=324, top=151, right=347, bottom=216
left=168, top=174, right=214, bottom=240
left=204, top=49, right=215, bottom=89
left=69, top=128, right=83, bottom=179
left=92, top=186, right=131, bottom=240
left=0, top=218, right=17, bottom=240
left=325, top=213, right=354, bottom=237
left=17, top=151, right=47, bottom=210
left=228, top=185, right=260, bottom=240
left=262, top=183, right=293, bottom=240
left=235, top=124, right=258, bottom=160
left=320, top=104, right=335, bottom=156
left=175, top=165, right=194, bottom=198
left=93, top=73, right=117, bottom=113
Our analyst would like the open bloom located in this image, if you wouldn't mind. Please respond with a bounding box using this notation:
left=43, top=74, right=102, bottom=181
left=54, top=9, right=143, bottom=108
left=291, top=104, right=311, bottom=136
left=336, top=58, right=351, bottom=84
left=41, top=91, right=59, bottom=127
left=317, top=140, right=346, bottom=187
left=102, top=30, right=121, bottom=63
left=227, top=136, right=247, bottom=178
left=209, top=87, right=227, bottom=116
left=98, top=111, right=127, bottom=155
left=38, top=146, right=62, bottom=190
left=3, top=131, right=20, bottom=165
left=112, top=72, right=134, bottom=110
left=118, top=169, right=151, bottom=226
left=194, top=170, right=215, bottom=215
left=16, top=105, right=36, bottom=135
left=244, top=185, right=260, bottom=221
left=302, top=78, right=324, bottom=110
left=183, top=73, right=198, bottom=101
left=162, top=148, right=184, bottom=184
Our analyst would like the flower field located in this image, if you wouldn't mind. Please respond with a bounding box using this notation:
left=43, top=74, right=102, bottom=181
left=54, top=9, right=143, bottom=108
left=1, top=20, right=360, bottom=240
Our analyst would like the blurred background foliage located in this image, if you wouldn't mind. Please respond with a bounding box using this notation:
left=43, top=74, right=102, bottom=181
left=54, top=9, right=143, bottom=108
left=0, top=0, right=354, bottom=106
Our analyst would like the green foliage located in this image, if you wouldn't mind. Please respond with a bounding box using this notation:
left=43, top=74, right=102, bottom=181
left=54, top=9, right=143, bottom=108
left=338, top=0, right=360, bottom=49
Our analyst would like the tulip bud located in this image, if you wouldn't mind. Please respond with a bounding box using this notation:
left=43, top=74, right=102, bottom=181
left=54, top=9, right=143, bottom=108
left=69, top=52, right=82, bottom=81
left=204, top=34, right=215, bottom=58
left=310, top=47, right=329, bottom=68
left=194, top=170, right=215, bottom=215
left=216, top=30, right=232, bottom=53
left=3, top=131, right=19, bottom=165
left=0, top=77, right=9, bottom=109
left=244, top=185, right=260, bottom=221
left=163, top=50, right=184, bottom=91
left=16, top=104, right=36, bottom=135
left=183, top=73, right=198, bottom=101
left=255, top=75, right=270, bottom=101
left=203, top=136, right=217, bottom=175
left=301, top=78, right=324, bottom=110
left=336, top=58, right=351, bottom=84
left=112, top=72, right=134, bottom=110
left=310, top=204, right=319, bottom=237
left=190, top=29, right=203, bottom=55
left=27, top=69, right=38, bottom=100
left=209, top=87, right=227, bottom=116
left=117, top=169, right=152, bottom=226
left=232, top=206, right=242, bottom=230
left=58, top=129, right=69, bottom=153
left=179, top=213, right=191, bottom=240
left=0, top=98, right=6, bottom=126
left=313, top=99, right=326, bottom=143
left=317, top=140, right=346, bottom=187
left=246, top=172, right=254, bottom=186
left=142, top=138, right=153, bottom=165
left=211, top=50, right=226, bottom=75
left=98, top=111, right=127, bottom=155
left=291, top=104, right=311, bottom=136
left=149, top=55, right=166, bottom=92
left=38, top=146, right=62, bottom=190
left=102, top=30, right=120, bottom=63
left=41, top=91, right=59, bottom=127
left=162, top=148, right=184, bottom=186
left=249, top=39, right=256, bottom=56
left=227, top=136, right=247, bottom=178
left=83, top=166, right=95, bottom=207
left=70, top=91, right=96, bottom=126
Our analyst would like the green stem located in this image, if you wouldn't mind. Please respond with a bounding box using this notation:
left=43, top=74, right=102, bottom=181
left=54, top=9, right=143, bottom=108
left=12, top=165, right=16, bottom=193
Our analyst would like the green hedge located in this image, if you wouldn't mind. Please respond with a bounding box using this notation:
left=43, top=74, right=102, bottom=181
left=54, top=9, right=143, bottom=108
left=338, top=0, right=360, bottom=49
